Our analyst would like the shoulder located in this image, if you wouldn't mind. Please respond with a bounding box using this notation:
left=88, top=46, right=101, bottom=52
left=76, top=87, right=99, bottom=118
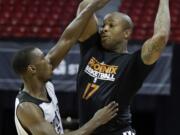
left=16, top=103, right=45, bottom=128
left=17, top=102, right=43, bottom=117
left=45, top=81, right=56, bottom=96
left=79, top=32, right=101, bottom=45
left=129, top=49, right=142, bottom=61
left=16, top=102, right=48, bottom=135
left=131, top=49, right=156, bottom=69
left=16, top=102, right=44, bottom=126
left=16, top=91, right=45, bottom=106
left=46, top=81, right=54, bottom=89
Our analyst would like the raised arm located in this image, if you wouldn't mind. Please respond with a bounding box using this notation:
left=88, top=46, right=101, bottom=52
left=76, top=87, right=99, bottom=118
left=17, top=102, right=118, bottom=135
left=46, top=0, right=111, bottom=70
left=77, top=0, right=99, bottom=42
left=141, top=0, right=170, bottom=65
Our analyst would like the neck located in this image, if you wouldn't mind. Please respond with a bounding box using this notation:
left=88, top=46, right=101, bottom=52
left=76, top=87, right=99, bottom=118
left=22, top=76, right=47, bottom=100
left=114, top=41, right=128, bottom=54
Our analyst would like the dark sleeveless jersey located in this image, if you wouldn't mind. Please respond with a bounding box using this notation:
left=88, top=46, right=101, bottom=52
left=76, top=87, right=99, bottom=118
left=77, top=33, right=155, bottom=134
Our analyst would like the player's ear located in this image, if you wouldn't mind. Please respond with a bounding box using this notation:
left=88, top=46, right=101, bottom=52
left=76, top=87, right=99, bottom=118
left=124, top=29, right=132, bottom=40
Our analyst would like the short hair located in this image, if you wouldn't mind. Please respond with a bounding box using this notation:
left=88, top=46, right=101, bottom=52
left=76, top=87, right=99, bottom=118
left=12, top=46, right=36, bottom=74
left=107, top=12, right=134, bottom=29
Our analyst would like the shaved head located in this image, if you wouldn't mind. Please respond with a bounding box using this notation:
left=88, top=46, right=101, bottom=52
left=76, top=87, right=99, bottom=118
left=104, top=12, right=134, bottom=30
left=100, top=12, right=134, bottom=52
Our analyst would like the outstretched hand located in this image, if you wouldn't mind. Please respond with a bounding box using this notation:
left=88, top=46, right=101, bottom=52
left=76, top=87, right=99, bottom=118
left=92, top=101, right=118, bottom=126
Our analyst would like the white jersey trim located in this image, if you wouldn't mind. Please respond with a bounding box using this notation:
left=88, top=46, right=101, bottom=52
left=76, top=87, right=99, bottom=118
left=14, top=81, right=64, bottom=135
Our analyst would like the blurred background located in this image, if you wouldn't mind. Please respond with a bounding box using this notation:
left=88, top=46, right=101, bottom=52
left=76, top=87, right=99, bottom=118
left=0, top=0, right=179, bottom=134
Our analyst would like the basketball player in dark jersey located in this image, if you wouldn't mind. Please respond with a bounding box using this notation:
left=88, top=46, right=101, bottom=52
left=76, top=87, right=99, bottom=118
left=76, top=0, right=170, bottom=134
left=12, top=0, right=119, bottom=135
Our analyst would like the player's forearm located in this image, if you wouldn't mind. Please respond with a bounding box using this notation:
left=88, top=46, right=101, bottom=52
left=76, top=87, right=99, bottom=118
left=154, top=0, right=170, bottom=40
left=47, top=1, right=105, bottom=69
left=61, top=2, right=98, bottom=44
left=77, top=0, right=93, bottom=15
left=57, top=0, right=110, bottom=46
left=141, top=0, right=170, bottom=65
left=77, top=0, right=98, bottom=42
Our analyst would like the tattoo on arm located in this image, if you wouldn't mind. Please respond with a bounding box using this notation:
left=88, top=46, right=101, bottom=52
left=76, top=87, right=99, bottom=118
left=147, top=42, right=165, bottom=53
left=142, top=38, right=165, bottom=64
left=141, top=0, right=170, bottom=65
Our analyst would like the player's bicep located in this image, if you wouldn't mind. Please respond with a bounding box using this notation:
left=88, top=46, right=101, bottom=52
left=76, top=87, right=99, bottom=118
left=141, top=34, right=167, bottom=65
left=77, top=0, right=98, bottom=42
left=79, top=15, right=98, bottom=42
left=45, top=38, right=72, bottom=70
left=17, top=102, right=58, bottom=135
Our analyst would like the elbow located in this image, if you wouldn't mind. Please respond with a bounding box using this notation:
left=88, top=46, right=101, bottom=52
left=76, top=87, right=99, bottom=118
left=154, top=23, right=170, bottom=42
left=155, top=27, right=170, bottom=42
left=60, top=31, right=77, bottom=46
left=155, top=33, right=169, bottom=44
left=62, top=38, right=75, bottom=47
left=78, top=0, right=89, bottom=12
